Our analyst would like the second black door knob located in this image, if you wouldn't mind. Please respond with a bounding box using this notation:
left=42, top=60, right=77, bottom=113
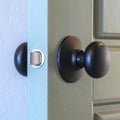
left=14, top=42, right=27, bottom=76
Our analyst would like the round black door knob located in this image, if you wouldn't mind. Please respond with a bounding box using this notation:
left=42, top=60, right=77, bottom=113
left=14, top=42, right=27, bottom=76
left=57, top=36, right=111, bottom=83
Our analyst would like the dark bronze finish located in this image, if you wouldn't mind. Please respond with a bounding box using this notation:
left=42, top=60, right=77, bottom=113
left=57, top=36, right=111, bottom=83
left=57, top=36, right=83, bottom=83
left=14, top=42, right=27, bottom=76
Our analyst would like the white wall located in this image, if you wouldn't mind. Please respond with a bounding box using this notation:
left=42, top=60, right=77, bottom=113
left=0, top=0, right=27, bottom=119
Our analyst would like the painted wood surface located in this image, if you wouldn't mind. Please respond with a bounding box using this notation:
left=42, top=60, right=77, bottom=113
left=48, top=0, right=93, bottom=120
left=28, top=0, right=48, bottom=120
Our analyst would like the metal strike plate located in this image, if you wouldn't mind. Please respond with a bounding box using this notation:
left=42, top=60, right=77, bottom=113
left=30, top=49, right=45, bottom=68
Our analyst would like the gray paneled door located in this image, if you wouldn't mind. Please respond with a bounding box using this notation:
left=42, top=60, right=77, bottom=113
left=48, top=0, right=120, bottom=120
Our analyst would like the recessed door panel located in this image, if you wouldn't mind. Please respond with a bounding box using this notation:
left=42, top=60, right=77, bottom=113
left=93, top=0, right=120, bottom=104
left=94, top=47, right=120, bottom=102
left=94, top=0, right=120, bottom=39
left=95, top=110, right=120, bottom=120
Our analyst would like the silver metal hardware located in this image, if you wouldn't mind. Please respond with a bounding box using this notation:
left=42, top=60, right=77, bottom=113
left=30, top=49, right=45, bottom=68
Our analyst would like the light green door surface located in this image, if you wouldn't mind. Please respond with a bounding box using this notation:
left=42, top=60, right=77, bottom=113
left=28, top=0, right=120, bottom=120
left=28, top=0, right=48, bottom=120
left=48, top=0, right=93, bottom=120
